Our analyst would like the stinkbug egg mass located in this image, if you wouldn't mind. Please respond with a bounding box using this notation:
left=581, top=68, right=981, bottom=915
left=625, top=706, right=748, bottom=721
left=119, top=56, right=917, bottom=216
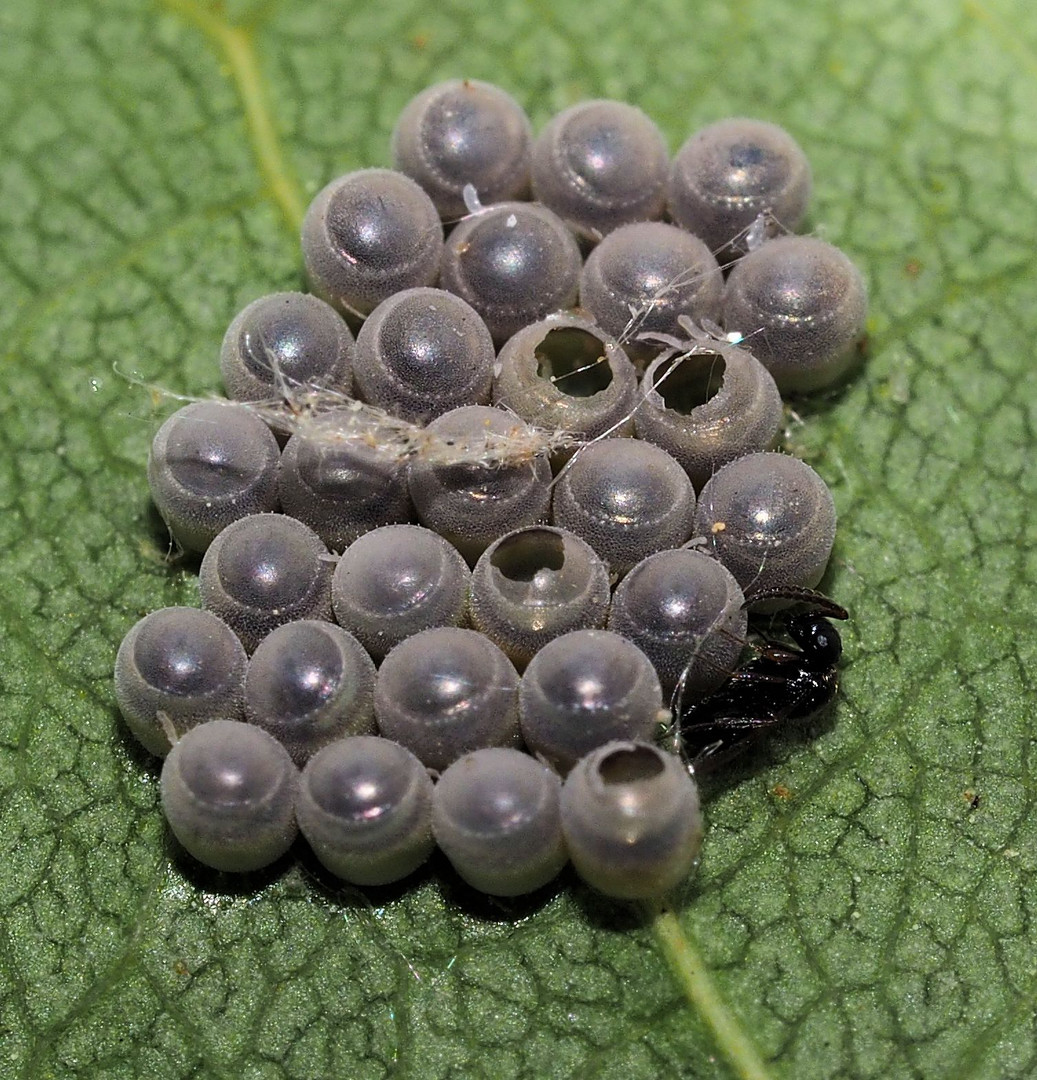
left=119, top=79, right=865, bottom=900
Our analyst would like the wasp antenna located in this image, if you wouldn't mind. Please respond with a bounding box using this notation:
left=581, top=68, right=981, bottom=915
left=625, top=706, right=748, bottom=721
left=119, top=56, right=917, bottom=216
left=742, top=585, right=848, bottom=620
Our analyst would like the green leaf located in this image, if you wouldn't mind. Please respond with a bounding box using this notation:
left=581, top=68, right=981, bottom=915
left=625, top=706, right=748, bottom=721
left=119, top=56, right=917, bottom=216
left=2, top=0, right=1035, bottom=1076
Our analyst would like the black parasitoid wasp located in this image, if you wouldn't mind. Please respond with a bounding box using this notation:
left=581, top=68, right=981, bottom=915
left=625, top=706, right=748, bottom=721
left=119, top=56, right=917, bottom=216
left=669, top=585, right=849, bottom=775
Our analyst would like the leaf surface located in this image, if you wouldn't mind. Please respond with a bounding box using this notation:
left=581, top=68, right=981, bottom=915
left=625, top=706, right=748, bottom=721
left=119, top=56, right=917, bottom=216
left=1, top=0, right=1036, bottom=1077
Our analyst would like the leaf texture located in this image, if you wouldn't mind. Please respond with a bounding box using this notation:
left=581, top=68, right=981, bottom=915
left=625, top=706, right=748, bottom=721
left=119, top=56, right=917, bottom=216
left=1, top=0, right=1036, bottom=1076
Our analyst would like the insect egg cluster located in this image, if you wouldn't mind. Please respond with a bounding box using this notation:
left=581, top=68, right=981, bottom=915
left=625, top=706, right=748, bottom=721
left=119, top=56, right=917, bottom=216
left=116, top=79, right=866, bottom=901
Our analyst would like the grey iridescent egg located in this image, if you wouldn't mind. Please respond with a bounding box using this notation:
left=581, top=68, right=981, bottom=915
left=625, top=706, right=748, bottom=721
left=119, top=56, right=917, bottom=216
left=518, top=629, right=665, bottom=773
left=114, top=607, right=247, bottom=757
left=722, top=235, right=867, bottom=393
left=374, top=627, right=520, bottom=772
left=440, top=202, right=582, bottom=344
left=277, top=408, right=415, bottom=553
left=244, top=621, right=376, bottom=765
left=297, top=735, right=434, bottom=885
left=469, top=526, right=610, bottom=670
left=353, top=287, right=495, bottom=423
left=560, top=740, right=702, bottom=899
left=531, top=99, right=668, bottom=240
left=667, top=118, right=812, bottom=258
left=301, top=168, right=443, bottom=317
left=493, top=315, right=638, bottom=456
left=634, top=341, right=783, bottom=490
left=220, top=292, right=355, bottom=403
left=432, top=747, right=567, bottom=896
left=694, top=452, right=837, bottom=596
left=407, top=405, right=552, bottom=565
left=551, top=439, right=696, bottom=578
left=579, top=222, right=723, bottom=361
left=160, top=719, right=298, bottom=873
left=608, top=548, right=746, bottom=699
left=147, top=400, right=280, bottom=554
left=330, top=525, right=470, bottom=662
left=199, top=513, right=333, bottom=653
left=391, top=79, right=533, bottom=219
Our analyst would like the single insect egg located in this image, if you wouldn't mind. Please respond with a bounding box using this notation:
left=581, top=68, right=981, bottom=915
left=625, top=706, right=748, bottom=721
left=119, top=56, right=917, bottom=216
left=301, top=168, right=443, bottom=317
left=518, top=628, right=665, bottom=773
left=439, top=202, right=582, bottom=344
left=694, top=452, right=837, bottom=596
left=374, top=627, right=520, bottom=772
left=114, top=607, right=247, bottom=757
left=160, top=719, right=299, bottom=873
left=199, top=513, right=333, bottom=653
left=147, top=400, right=280, bottom=554
left=469, top=526, right=611, bottom=670
left=560, top=740, right=703, bottom=899
left=493, top=315, right=638, bottom=458
left=297, top=735, right=434, bottom=886
left=667, top=117, right=813, bottom=258
left=551, top=439, right=696, bottom=578
left=722, top=235, right=868, bottom=393
left=278, top=408, right=415, bottom=552
left=578, top=222, right=723, bottom=361
left=244, top=621, right=376, bottom=765
left=531, top=99, right=668, bottom=240
left=432, top=747, right=567, bottom=896
left=391, top=79, right=533, bottom=219
left=220, top=291, right=355, bottom=403
left=330, top=524, right=470, bottom=662
left=634, top=341, right=783, bottom=490
left=608, top=548, right=746, bottom=699
left=353, top=287, right=495, bottom=423
left=407, top=405, right=552, bottom=564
